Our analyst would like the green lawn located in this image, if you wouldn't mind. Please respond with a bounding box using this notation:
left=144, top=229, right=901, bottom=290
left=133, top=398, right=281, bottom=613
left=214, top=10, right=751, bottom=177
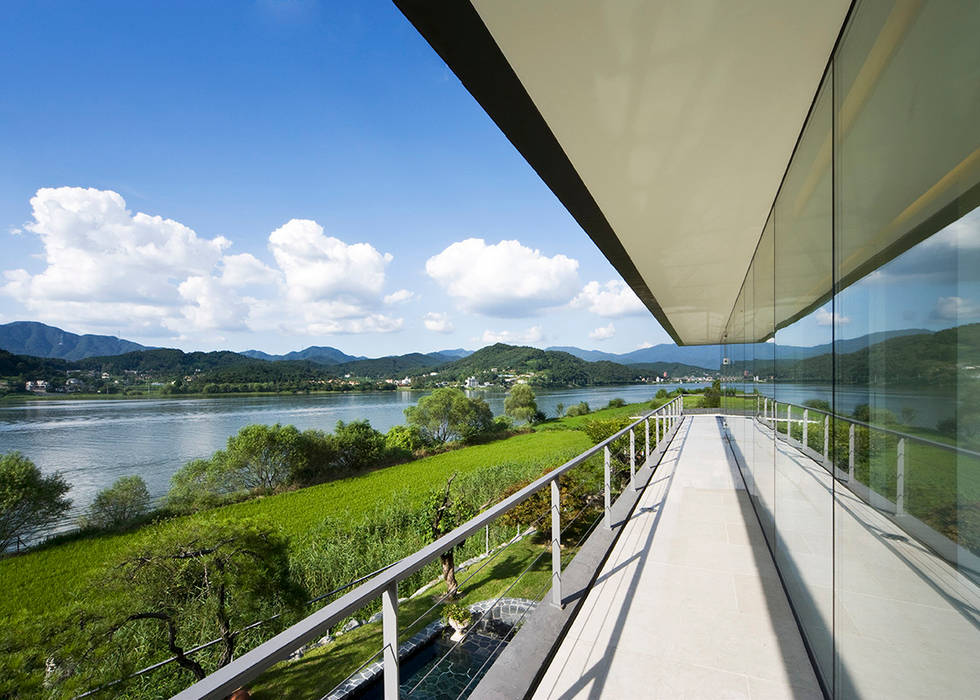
left=0, top=429, right=592, bottom=621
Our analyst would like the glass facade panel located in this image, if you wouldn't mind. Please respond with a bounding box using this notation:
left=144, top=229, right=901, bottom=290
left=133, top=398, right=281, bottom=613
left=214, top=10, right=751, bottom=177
left=720, top=1, right=980, bottom=696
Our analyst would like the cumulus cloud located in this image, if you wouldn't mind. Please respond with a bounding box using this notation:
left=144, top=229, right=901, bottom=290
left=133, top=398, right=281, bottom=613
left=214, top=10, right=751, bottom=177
left=423, top=312, right=454, bottom=333
left=220, top=253, right=279, bottom=287
left=571, top=280, right=646, bottom=317
left=636, top=341, right=654, bottom=349
left=426, top=238, right=579, bottom=317
left=814, top=307, right=850, bottom=326
left=2, top=187, right=407, bottom=339
left=384, top=289, right=415, bottom=305
left=589, top=323, right=616, bottom=341
left=481, top=326, right=544, bottom=345
left=931, top=296, right=980, bottom=321
left=269, top=218, right=392, bottom=304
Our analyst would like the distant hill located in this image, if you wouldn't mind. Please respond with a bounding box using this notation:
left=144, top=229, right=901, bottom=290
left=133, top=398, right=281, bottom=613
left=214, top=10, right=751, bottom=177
left=240, top=346, right=364, bottom=365
left=416, top=343, right=647, bottom=387
left=0, top=348, right=69, bottom=380
left=0, top=321, right=147, bottom=361
left=331, top=353, right=447, bottom=379
left=75, top=348, right=266, bottom=374
left=549, top=329, right=930, bottom=370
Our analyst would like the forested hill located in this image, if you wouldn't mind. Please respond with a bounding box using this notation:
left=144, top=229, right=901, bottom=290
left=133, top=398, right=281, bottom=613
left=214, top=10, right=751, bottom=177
left=74, top=348, right=267, bottom=374
left=412, top=343, right=651, bottom=387
left=729, top=323, right=980, bottom=385
left=0, top=321, right=147, bottom=360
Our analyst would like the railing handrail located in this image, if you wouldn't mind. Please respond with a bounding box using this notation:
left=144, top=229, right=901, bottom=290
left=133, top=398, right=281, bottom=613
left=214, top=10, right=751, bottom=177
left=171, top=397, right=683, bottom=700
left=759, top=396, right=980, bottom=459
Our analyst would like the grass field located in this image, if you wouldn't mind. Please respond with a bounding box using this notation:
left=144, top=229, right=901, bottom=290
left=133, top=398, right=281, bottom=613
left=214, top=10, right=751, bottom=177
left=0, top=428, right=593, bottom=621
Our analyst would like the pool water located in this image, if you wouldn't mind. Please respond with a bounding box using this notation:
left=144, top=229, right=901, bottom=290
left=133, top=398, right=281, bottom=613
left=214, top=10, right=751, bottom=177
left=359, top=621, right=512, bottom=700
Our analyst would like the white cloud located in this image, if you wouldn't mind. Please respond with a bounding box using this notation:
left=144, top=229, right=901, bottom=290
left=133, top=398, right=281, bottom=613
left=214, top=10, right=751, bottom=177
left=384, top=289, right=415, bottom=305
left=269, top=219, right=392, bottom=304
left=220, top=253, right=279, bottom=287
left=636, top=341, right=654, bottom=350
left=2, top=188, right=406, bottom=340
left=571, top=280, right=646, bottom=317
left=481, top=326, right=544, bottom=345
left=814, top=307, right=850, bottom=326
left=426, top=238, right=579, bottom=317
left=931, top=296, right=980, bottom=321
left=589, top=323, right=616, bottom=340
left=423, top=312, right=454, bottom=333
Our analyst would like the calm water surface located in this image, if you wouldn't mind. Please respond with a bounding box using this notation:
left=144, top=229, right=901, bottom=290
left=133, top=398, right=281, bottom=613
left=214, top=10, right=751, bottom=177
left=0, top=381, right=953, bottom=530
left=0, top=384, right=695, bottom=524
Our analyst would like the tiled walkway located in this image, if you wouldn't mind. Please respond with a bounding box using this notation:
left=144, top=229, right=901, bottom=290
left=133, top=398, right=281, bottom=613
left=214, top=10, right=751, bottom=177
left=533, top=415, right=822, bottom=699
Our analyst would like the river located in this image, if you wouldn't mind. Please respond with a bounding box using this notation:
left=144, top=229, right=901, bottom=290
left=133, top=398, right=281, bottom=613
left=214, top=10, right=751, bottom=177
left=0, top=381, right=954, bottom=530
left=0, top=383, right=695, bottom=525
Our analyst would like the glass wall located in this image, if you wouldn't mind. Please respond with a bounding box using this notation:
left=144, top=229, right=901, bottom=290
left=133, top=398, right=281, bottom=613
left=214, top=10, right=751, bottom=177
left=721, top=0, right=980, bottom=696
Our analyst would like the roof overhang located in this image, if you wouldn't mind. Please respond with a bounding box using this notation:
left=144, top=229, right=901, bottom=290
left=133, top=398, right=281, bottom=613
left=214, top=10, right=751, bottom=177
left=395, top=0, right=852, bottom=345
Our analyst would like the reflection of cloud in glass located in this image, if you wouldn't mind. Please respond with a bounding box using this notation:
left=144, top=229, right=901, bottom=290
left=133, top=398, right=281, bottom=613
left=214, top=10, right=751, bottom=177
left=815, top=306, right=850, bottom=326
left=931, top=296, right=980, bottom=321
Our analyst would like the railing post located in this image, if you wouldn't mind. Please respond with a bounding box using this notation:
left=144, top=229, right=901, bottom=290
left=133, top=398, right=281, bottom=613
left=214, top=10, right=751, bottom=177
left=848, top=423, right=855, bottom=481
left=485, top=524, right=489, bottom=556
left=645, top=418, right=650, bottom=461
left=803, top=408, right=809, bottom=448
left=786, top=404, right=792, bottom=437
left=551, top=478, right=561, bottom=607
left=896, top=438, right=905, bottom=515
left=823, top=415, right=829, bottom=465
left=382, top=582, right=399, bottom=700
left=630, top=428, right=636, bottom=491
left=604, top=445, right=611, bottom=529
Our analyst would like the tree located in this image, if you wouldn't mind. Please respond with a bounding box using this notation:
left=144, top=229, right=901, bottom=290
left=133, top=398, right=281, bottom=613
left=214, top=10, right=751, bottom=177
left=405, top=388, right=494, bottom=444
left=415, top=475, right=474, bottom=599
left=505, top=383, right=538, bottom=424
left=565, top=401, right=590, bottom=417
left=80, top=475, right=151, bottom=530
left=222, top=423, right=304, bottom=492
left=385, top=424, right=429, bottom=455
left=79, top=519, right=305, bottom=683
left=0, top=452, right=71, bottom=551
left=331, top=420, right=387, bottom=471
left=555, top=402, right=565, bottom=418
left=701, top=380, right=722, bottom=408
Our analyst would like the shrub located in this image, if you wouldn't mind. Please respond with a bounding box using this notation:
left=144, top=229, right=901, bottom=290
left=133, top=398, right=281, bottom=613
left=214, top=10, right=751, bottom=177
left=655, top=389, right=669, bottom=399
left=332, top=420, right=388, bottom=472
left=384, top=424, right=430, bottom=456
left=565, top=401, right=590, bottom=417
left=606, top=398, right=626, bottom=408
left=803, top=399, right=831, bottom=412
left=405, top=388, right=495, bottom=444
left=79, top=475, right=151, bottom=530
left=0, top=452, right=71, bottom=551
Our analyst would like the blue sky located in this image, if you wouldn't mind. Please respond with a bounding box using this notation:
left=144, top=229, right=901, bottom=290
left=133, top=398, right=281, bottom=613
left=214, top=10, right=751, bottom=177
left=0, top=0, right=671, bottom=355
left=1, top=1, right=976, bottom=357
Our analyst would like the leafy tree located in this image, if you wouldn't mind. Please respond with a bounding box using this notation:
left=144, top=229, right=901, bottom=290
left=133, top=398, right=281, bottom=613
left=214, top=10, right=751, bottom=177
left=80, top=475, right=151, bottom=530
left=222, top=423, right=304, bottom=492
left=0, top=452, right=71, bottom=551
left=555, top=402, right=565, bottom=417
left=606, top=398, right=626, bottom=408
left=700, top=380, right=722, bottom=408
left=74, top=519, right=306, bottom=684
left=565, top=401, right=590, bottom=417
left=385, top=424, right=429, bottom=455
left=414, top=475, right=474, bottom=599
left=331, top=420, right=388, bottom=471
left=405, top=388, right=494, bottom=444
left=505, top=383, right=538, bottom=424
left=803, top=399, right=831, bottom=412
left=655, top=389, right=668, bottom=399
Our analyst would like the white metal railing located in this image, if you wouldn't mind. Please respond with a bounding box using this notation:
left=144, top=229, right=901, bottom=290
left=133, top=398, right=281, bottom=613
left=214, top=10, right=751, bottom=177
left=170, top=396, right=684, bottom=700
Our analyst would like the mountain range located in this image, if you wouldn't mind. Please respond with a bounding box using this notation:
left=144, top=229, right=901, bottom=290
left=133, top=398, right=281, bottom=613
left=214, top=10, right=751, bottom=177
left=0, top=321, right=931, bottom=372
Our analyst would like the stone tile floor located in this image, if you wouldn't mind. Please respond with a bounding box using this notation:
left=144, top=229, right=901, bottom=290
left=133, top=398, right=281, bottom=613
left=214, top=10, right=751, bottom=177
left=532, top=416, right=822, bottom=699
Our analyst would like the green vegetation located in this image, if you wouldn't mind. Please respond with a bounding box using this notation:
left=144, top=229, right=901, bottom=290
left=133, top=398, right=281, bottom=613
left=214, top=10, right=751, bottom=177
left=79, top=476, right=151, bottom=531
left=504, top=383, right=540, bottom=424
left=0, top=452, right=72, bottom=551
left=565, top=401, right=590, bottom=417
left=404, top=387, right=495, bottom=444
left=0, top=397, right=670, bottom=698
left=409, top=343, right=647, bottom=388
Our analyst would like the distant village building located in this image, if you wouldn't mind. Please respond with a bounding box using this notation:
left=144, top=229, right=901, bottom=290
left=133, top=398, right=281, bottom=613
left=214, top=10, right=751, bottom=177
left=464, top=376, right=479, bottom=388
left=25, top=380, right=48, bottom=392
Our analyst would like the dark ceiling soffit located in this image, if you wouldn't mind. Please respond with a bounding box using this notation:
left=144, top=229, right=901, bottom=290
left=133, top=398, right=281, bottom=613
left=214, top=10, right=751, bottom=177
left=393, top=0, right=686, bottom=345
